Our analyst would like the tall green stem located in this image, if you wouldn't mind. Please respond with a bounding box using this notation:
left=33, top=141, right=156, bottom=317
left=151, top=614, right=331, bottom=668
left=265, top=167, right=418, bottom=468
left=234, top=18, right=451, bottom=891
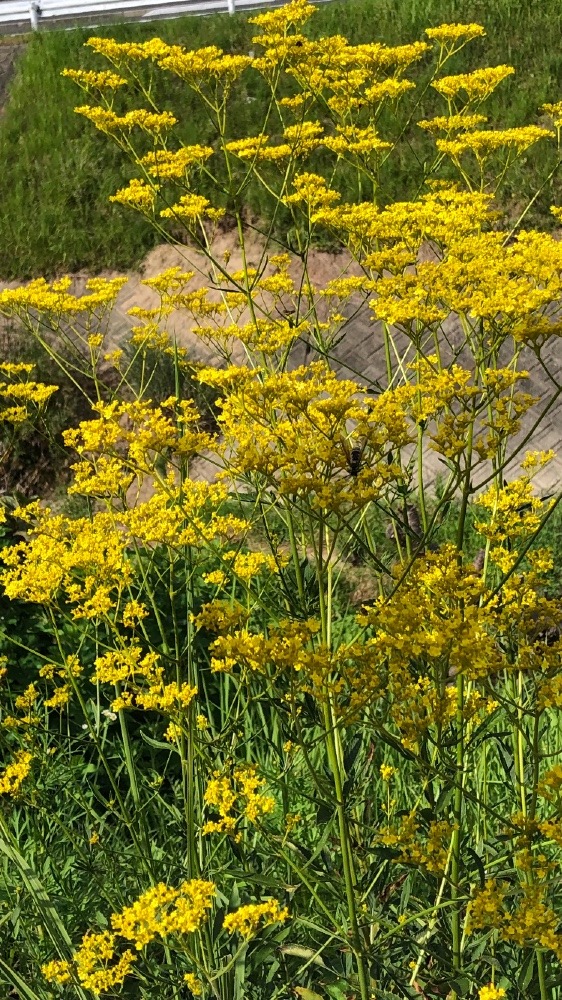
left=451, top=671, right=464, bottom=992
left=316, top=516, right=370, bottom=1000
left=323, top=701, right=370, bottom=1000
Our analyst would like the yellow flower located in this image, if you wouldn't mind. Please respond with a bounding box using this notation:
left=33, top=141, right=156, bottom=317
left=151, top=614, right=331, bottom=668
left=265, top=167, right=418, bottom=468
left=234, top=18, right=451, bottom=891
left=203, top=765, right=274, bottom=834
left=44, top=685, right=71, bottom=709
left=521, top=449, right=555, bottom=471
left=203, top=569, right=228, bottom=587
left=64, top=930, right=137, bottom=993
left=42, top=960, right=72, bottom=985
left=425, top=23, right=485, bottom=44
left=122, top=600, right=149, bottom=628
left=62, top=68, right=128, bottom=89
left=478, top=987, right=506, bottom=1000
left=75, top=105, right=177, bottom=134
left=324, top=124, right=391, bottom=156
left=192, top=600, right=249, bottom=634
left=85, top=36, right=152, bottom=62
left=141, top=144, right=213, bottom=179
left=235, top=765, right=275, bottom=823
left=0, top=751, right=33, bottom=796
left=436, top=126, right=547, bottom=158
left=466, top=880, right=507, bottom=934
left=248, top=0, right=316, bottom=32
left=223, top=900, right=289, bottom=938
left=110, top=178, right=159, bottom=212
left=202, top=772, right=237, bottom=835
left=160, top=193, right=224, bottom=224
left=418, top=113, right=488, bottom=132
left=184, top=972, right=203, bottom=996
left=111, top=883, right=180, bottom=949
left=433, top=65, right=515, bottom=100
left=380, top=763, right=396, bottom=782
left=543, top=101, right=562, bottom=127
left=364, top=79, right=415, bottom=103
left=108, top=880, right=215, bottom=950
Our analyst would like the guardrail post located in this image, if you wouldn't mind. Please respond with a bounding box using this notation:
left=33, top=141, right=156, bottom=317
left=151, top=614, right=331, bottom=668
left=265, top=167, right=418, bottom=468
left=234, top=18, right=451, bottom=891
left=227, top=0, right=236, bottom=13
left=29, top=1, right=41, bottom=29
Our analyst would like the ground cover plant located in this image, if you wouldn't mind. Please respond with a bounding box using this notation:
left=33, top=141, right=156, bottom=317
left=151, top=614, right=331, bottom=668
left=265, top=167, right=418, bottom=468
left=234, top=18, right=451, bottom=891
left=2, top=0, right=562, bottom=277
left=2, top=1, right=562, bottom=997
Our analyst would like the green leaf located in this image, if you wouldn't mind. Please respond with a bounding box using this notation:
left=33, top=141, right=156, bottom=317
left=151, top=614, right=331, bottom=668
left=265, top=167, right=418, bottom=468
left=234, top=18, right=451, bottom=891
left=0, top=956, right=43, bottom=1000
left=517, top=951, right=535, bottom=991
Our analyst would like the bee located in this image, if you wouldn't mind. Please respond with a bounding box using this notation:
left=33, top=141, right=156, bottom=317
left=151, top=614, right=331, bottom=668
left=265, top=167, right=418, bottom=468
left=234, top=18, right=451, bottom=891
left=343, top=439, right=367, bottom=477
left=349, top=446, right=364, bottom=477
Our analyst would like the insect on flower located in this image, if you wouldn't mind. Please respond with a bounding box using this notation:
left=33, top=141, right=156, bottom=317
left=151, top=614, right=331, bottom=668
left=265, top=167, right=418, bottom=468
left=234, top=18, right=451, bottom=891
left=343, top=438, right=367, bottom=477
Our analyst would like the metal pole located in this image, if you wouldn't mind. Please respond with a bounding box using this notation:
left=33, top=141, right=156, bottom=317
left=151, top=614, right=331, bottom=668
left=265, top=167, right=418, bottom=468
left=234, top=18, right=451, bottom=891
left=227, top=0, right=235, bottom=13
left=29, top=1, right=41, bottom=29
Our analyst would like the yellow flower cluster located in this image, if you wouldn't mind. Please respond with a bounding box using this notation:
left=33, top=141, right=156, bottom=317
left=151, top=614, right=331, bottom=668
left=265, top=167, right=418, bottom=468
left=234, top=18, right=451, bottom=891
left=141, top=144, right=213, bottom=179
left=478, top=987, right=506, bottom=1000
left=42, top=931, right=135, bottom=994
left=68, top=455, right=134, bottom=497
left=222, top=899, right=289, bottom=938
left=425, top=23, right=486, bottom=44
left=63, top=396, right=214, bottom=481
left=309, top=182, right=493, bottom=254
left=324, top=124, right=391, bottom=156
left=205, top=549, right=285, bottom=588
left=198, top=361, right=413, bottom=512
left=111, top=880, right=215, bottom=947
left=0, top=275, right=127, bottom=317
left=203, top=765, right=275, bottom=835
left=75, top=105, right=177, bottom=135
left=0, top=750, right=33, bottom=795
left=61, top=67, right=128, bottom=90
left=152, top=44, right=252, bottom=86
left=208, top=618, right=387, bottom=719
left=1, top=507, right=131, bottom=617
left=92, top=644, right=196, bottom=717
left=192, top=599, right=249, bottom=634
left=119, top=479, right=248, bottom=549
left=418, top=112, right=488, bottom=132
left=379, top=811, right=452, bottom=873
left=184, top=972, right=203, bottom=995
left=475, top=476, right=555, bottom=583
left=43, top=880, right=215, bottom=993
left=275, top=29, right=428, bottom=116
left=538, top=764, right=562, bottom=799
left=362, top=222, right=562, bottom=339
left=433, top=65, right=515, bottom=100
left=160, top=193, right=224, bottom=224
left=543, top=101, right=562, bottom=127
left=0, top=373, right=58, bottom=425
left=110, top=178, right=159, bottom=213
left=436, top=125, right=547, bottom=159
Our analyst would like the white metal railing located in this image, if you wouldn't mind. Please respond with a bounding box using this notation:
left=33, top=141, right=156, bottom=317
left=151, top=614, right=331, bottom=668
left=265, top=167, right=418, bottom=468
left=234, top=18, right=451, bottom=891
left=0, top=0, right=327, bottom=33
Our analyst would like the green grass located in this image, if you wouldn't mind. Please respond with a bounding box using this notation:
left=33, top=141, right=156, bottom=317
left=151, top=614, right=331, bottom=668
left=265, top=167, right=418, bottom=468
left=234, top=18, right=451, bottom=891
left=1, top=0, right=562, bottom=278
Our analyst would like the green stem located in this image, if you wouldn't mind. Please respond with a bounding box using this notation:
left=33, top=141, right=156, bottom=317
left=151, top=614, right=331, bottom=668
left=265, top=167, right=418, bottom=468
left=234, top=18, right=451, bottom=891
left=537, top=951, right=549, bottom=1000
left=450, top=420, right=473, bottom=994
left=286, top=501, right=306, bottom=608
left=323, top=701, right=370, bottom=1000
left=315, top=516, right=370, bottom=1000
left=451, top=672, right=464, bottom=992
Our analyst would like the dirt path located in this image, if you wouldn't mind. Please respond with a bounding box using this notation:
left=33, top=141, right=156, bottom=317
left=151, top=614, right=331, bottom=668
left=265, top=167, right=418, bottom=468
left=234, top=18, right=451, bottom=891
left=0, top=41, right=25, bottom=113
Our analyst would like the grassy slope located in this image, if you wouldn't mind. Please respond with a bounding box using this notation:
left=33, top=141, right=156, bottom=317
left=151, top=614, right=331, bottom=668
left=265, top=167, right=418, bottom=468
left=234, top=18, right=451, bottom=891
left=0, top=0, right=562, bottom=278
